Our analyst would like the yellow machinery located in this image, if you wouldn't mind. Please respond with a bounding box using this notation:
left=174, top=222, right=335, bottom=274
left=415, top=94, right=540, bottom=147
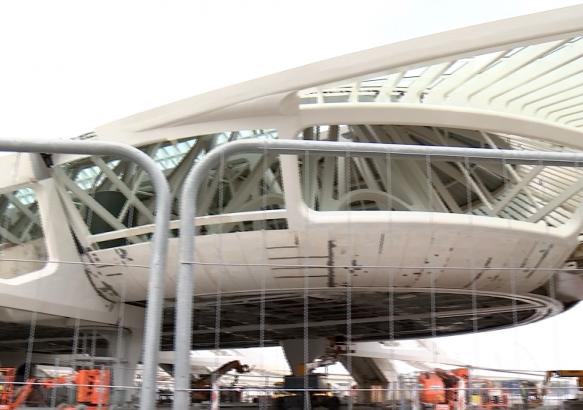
left=191, top=360, right=250, bottom=403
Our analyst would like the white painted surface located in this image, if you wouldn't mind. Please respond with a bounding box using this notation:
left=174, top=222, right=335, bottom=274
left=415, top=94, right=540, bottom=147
left=89, top=212, right=577, bottom=301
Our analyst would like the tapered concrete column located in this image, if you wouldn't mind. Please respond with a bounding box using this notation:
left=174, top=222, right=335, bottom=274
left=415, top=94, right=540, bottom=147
left=281, top=338, right=329, bottom=376
left=100, top=328, right=143, bottom=406
left=101, top=306, right=145, bottom=406
left=340, top=356, right=389, bottom=404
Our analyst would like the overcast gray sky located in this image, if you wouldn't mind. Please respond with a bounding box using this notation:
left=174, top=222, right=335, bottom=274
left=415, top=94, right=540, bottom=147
left=1, top=0, right=583, bottom=370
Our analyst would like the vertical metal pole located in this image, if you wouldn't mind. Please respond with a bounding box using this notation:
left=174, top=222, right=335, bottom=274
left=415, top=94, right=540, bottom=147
left=398, top=375, right=406, bottom=410
left=175, top=142, right=266, bottom=409
left=173, top=154, right=198, bottom=409
left=175, top=138, right=583, bottom=410
left=0, top=139, right=170, bottom=410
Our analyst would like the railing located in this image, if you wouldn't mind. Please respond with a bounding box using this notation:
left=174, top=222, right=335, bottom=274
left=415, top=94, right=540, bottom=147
left=86, top=209, right=288, bottom=244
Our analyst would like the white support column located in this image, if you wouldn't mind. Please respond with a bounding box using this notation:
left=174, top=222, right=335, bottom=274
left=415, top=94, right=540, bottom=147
left=101, top=305, right=145, bottom=407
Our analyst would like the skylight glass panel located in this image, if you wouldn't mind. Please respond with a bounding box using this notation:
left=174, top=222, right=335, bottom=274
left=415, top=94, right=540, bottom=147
left=74, top=160, right=120, bottom=190
left=14, top=187, right=36, bottom=206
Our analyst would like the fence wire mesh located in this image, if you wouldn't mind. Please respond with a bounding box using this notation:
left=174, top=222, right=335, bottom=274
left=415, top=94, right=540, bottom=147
left=0, top=135, right=581, bottom=410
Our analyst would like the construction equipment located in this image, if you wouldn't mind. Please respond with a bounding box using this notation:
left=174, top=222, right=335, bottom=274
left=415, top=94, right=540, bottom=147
left=0, top=367, right=37, bottom=410
left=418, top=368, right=508, bottom=410
left=272, top=374, right=340, bottom=410
left=0, top=369, right=16, bottom=409
left=544, top=371, right=583, bottom=397
left=191, top=360, right=250, bottom=403
left=543, top=370, right=583, bottom=410
left=469, top=379, right=508, bottom=410
left=70, top=369, right=111, bottom=409
left=272, top=341, right=343, bottom=410
left=499, top=379, right=541, bottom=408
left=419, top=368, right=466, bottom=410
left=0, top=367, right=110, bottom=410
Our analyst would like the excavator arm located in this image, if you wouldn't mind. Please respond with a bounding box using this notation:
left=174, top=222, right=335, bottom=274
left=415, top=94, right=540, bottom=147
left=191, top=360, right=251, bottom=403
left=213, top=360, right=250, bottom=376
left=3, top=378, right=35, bottom=410
left=193, top=360, right=250, bottom=388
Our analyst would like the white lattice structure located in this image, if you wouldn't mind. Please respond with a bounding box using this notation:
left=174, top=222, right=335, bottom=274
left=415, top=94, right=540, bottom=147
left=2, top=5, right=583, bottom=401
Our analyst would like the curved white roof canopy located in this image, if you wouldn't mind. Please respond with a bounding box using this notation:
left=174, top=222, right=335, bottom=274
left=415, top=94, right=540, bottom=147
left=97, top=4, right=583, bottom=148
left=3, top=6, right=583, bottom=346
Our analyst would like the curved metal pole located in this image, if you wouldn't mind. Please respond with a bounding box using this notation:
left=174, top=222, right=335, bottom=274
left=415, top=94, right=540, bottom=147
left=175, top=138, right=583, bottom=409
left=0, top=138, right=170, bottom=410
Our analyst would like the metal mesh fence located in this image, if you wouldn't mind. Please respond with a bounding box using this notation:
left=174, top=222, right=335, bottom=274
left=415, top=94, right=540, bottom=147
left=0, top=138, right=582, bottom=409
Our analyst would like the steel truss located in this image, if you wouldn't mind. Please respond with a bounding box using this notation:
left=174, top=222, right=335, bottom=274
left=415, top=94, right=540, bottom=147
left=55, top=130, right=281, bottom=250
left=46, top=126, right=583, bottom=257
left=172, top=139, right=583, bottom=409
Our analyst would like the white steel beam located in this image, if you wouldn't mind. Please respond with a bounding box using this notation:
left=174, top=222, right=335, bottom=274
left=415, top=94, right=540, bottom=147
left=91, top=157, right=155, bottom=224
left=55, top=183, right=95, bottom=249
left=53, top=168, right=141, bottom=244
left=492, top=166, right=544, bottom=215
left=527, top=176, right=583, bottom=222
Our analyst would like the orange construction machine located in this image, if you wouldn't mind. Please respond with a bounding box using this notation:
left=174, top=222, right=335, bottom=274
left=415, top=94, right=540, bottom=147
left=0, top=369, right=17, bottom=409
left=419, top=368, right=468, bottom=410
left=0, top=367, right=110, bottom=410
left=418, top=368, right=508, bottom=410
